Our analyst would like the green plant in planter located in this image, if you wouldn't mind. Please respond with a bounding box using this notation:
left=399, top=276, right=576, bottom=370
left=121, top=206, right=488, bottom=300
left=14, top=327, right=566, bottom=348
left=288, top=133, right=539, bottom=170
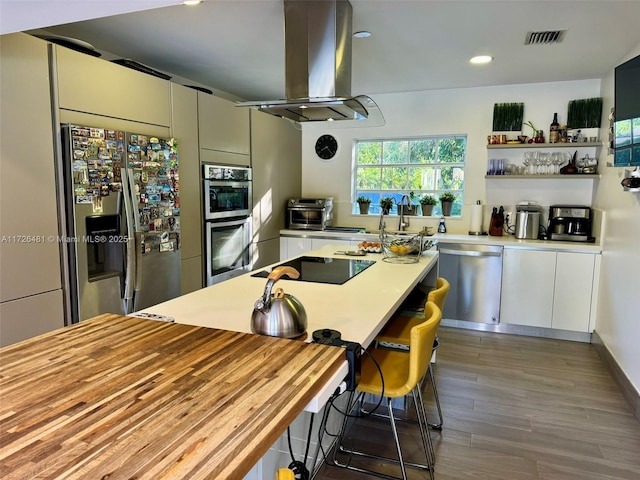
left=419, top=195, right=437, bottom=206
left=419, top=194, right=437, bottom=216
left=379, top=197, right=394, bottom=214
left=439, top=192, right=456, bottom=216
left=356, top=196, right=371, bottom=214
left=439, top=192, right=456, bottom=203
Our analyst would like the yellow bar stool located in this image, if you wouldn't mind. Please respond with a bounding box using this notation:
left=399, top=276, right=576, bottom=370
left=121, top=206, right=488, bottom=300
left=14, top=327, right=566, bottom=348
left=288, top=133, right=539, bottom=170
left=332, top=302, right=441, bottom=480
left=375, top=277, right=450, bottom=430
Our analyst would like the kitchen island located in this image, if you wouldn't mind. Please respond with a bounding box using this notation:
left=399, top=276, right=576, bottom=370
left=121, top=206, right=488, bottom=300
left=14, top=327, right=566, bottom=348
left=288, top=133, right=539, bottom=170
left=0, top=244, right=439, bottom=480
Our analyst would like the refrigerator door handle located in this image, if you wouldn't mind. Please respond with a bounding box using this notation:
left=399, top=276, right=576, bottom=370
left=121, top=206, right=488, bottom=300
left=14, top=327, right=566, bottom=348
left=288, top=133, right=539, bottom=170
left=122, top=169, right=137, bottom=314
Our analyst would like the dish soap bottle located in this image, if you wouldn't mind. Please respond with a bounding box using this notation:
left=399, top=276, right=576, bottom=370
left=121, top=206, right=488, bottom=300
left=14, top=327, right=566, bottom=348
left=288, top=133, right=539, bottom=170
left=437, top=216, right=447, bottom=233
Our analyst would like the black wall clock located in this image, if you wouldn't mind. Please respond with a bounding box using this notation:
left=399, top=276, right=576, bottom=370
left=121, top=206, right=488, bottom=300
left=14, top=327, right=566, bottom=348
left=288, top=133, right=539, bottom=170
left=315, top=134, right=338, bottom=160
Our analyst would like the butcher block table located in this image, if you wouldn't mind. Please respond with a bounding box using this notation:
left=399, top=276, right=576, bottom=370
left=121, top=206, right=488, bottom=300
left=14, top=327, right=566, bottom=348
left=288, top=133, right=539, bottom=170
left=0, top=313, right=345, bottom=480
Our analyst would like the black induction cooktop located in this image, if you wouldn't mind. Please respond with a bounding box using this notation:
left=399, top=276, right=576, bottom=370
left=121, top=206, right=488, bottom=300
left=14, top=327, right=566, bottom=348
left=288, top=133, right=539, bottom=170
left=251, top=256, right=376, bottom=285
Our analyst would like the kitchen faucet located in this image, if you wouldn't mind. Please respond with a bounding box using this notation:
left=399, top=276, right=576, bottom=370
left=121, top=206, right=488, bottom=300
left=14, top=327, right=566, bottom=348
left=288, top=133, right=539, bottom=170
left=378, top=211, right=386, bottom=231
left=398, top=194, right=410, bottom=231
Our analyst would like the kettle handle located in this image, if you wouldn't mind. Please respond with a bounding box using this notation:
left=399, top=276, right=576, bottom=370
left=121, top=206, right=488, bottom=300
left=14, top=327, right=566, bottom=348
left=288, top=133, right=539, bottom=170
left=267, top=266, right=300, bottom=281
left=256, top=267, right=300, bottom=310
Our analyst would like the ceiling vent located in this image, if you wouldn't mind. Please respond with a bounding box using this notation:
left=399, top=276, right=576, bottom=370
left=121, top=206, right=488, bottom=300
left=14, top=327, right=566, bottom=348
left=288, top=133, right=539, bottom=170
left=524, top=30, right=567, bottom=45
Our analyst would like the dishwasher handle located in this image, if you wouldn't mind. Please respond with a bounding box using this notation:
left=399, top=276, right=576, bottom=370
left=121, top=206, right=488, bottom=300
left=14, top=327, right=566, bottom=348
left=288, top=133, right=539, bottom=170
left=439, top=248, right=502, bottom=257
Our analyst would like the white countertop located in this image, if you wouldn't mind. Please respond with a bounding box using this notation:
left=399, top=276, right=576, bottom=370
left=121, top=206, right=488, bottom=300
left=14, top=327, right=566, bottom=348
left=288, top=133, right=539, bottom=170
left=280, top=229, right=602, bottom=253
left=140, top=244, right=439, bottom=349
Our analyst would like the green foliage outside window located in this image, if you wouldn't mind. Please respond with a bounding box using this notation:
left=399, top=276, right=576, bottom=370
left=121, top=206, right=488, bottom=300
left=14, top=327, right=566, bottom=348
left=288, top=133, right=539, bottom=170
left=354, top=136, right=466, bottom=216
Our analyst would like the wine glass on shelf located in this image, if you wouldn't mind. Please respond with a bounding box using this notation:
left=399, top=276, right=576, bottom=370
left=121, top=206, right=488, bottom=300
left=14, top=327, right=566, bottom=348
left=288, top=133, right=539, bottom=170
left=539, top=152, right=550, bottom=174
left=552, top=152, right=563, bottom=174
left=523, top=152, right=532, bottom=175
left=530, top=151, right=540, bottom=174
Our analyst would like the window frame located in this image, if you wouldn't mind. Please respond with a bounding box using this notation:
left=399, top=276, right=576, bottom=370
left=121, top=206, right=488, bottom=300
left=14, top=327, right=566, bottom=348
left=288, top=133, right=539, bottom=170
left=352, top=134, right=467, bottom=217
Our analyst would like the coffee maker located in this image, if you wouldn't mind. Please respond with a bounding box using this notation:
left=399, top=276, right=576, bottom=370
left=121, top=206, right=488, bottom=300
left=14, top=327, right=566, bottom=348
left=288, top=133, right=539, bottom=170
left=548, top=205, right=594, bottom=242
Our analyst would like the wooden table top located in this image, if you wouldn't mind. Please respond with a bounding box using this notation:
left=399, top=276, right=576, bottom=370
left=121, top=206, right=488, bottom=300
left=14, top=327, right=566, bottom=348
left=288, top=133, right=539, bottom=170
left=0, top=314, right=345, bottom=480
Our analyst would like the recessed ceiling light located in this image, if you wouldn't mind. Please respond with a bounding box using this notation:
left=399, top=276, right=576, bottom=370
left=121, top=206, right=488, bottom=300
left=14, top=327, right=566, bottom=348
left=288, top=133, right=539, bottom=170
left=353, top=31, right=372, bottom=38
left=183, top=0, right=201, bottom=5
left=470, top=55, right=493, bottom=64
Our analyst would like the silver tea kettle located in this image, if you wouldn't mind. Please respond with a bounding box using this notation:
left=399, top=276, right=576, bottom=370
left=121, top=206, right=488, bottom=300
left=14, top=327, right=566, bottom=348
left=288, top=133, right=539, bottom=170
left=251, top=266, right=308, bottom=338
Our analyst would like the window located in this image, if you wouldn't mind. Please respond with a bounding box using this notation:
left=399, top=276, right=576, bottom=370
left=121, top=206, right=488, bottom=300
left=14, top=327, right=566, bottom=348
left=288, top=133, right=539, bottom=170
left=353, top=135, right=466, bottom=216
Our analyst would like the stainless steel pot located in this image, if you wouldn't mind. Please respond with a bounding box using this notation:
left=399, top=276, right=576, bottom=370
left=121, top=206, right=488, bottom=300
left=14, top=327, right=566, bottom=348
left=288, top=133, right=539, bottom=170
left=251, top=266, right=307, bottom=338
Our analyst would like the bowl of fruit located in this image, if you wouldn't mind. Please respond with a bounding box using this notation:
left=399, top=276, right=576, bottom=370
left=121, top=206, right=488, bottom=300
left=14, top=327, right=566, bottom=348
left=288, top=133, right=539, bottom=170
left=380, top=230, right=423, bottom=263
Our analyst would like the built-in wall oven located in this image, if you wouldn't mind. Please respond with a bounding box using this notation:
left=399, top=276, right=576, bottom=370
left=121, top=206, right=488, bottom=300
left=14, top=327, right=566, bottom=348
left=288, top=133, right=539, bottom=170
left=203, top=164, right=252, bottom=285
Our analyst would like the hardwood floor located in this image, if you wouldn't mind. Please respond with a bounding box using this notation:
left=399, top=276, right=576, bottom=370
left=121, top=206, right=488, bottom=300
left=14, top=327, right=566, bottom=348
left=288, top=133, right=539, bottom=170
left=313, top=327, right=640, bottom=479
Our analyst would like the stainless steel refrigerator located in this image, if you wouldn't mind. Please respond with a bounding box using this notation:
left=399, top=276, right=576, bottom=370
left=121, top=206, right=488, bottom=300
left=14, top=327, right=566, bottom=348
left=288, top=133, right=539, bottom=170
left=60, top=124, right=181, bottom=323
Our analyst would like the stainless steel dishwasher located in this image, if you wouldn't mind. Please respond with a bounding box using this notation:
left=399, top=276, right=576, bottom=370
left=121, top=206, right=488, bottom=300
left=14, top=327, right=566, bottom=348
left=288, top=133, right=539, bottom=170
left=437, top=243, right=503, bottom=324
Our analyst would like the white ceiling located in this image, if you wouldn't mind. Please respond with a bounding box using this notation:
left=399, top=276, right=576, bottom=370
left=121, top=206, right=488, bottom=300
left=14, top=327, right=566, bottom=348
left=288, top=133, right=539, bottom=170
left=5, top=0, right=640, bottom=102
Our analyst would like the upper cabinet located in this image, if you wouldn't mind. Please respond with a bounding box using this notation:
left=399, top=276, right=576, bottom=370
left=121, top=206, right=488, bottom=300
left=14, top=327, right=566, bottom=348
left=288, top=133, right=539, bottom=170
left=251, top=110, right=301, bottom=239
left=54, top=46, right=171, bottom=126
left=1, top=33, right=62, bottom=304
left=198, top=92, right=250, bottom=165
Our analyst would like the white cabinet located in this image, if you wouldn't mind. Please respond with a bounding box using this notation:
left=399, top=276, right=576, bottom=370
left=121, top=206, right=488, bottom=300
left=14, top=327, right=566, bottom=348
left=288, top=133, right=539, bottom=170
left=501, top=248, right=598, bottom=332
left=280, top=237, right=312, bottom=260
left=311, top=239, right=355, bottom=250
left=501, top=249, right=556, bottom=328
left=279, top=237, right=358, bottom=260
left=552, top=252, right=596, bottom=331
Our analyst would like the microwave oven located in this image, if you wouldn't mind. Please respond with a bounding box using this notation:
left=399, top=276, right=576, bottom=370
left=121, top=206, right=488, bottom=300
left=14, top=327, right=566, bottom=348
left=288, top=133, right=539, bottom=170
left=286, top=197, right=333, bottom=230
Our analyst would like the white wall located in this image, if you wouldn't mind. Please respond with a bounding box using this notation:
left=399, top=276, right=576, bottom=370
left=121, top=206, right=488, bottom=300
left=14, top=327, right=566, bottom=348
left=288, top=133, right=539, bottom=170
left=300, top=66, right=640, bottom=397
left=301, top=79, right=601, bottom=234
left=593, top=42, right=640, bottom=395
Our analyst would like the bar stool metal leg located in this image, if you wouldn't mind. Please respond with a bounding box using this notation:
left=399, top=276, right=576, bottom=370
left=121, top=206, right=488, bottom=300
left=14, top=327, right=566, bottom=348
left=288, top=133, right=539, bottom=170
left=426, top=362, right=443, bottom=430
left=332, top=391, right=435, bottom=480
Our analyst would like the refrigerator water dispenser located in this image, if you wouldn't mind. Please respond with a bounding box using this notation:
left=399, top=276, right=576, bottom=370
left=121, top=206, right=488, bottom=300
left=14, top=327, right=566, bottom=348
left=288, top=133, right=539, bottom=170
left=86, top=214, right=123, bottom=281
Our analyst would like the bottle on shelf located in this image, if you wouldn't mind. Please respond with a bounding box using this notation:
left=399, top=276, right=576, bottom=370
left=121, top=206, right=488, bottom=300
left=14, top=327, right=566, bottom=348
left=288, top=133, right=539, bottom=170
left=549, top=113, right=560, bottom=143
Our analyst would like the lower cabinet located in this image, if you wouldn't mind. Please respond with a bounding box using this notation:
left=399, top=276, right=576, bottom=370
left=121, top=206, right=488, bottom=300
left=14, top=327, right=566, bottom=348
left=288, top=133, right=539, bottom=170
left=280, top=237, right=312, bottom=260
left=501, top=248, right=598, bottom=332
left=279, top=237, right=360, bottom=260
left=552, top=252, right=597, bottom=331
left=500, top=249, right=556, bottom=328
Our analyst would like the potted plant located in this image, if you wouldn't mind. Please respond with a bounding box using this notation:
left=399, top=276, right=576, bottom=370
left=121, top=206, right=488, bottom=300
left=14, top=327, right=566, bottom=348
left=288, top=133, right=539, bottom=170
left=356, top=196, right=371, bottom=214
left=380, top=197, right=394, bottom=215
left=419, top=194, right=437, bottom=216
left=439, top=192, right=456, bottom=216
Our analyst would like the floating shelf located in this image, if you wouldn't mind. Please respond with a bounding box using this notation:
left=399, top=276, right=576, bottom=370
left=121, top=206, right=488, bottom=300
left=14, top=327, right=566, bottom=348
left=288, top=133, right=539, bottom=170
left=485, top=174, right=600, bottom=179
left=487, top=142, right=602, bottom=149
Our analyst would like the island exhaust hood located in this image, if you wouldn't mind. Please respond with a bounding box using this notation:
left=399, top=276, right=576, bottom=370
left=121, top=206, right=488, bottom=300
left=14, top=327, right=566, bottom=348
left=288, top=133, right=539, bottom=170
left=239, top=0, right=371, bottom=122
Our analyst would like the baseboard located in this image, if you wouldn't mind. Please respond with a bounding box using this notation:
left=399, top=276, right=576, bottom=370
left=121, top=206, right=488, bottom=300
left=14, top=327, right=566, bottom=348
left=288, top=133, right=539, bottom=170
left=440, top=319, right=592, bottom=343
left=591, top=330, right=640, bottom=422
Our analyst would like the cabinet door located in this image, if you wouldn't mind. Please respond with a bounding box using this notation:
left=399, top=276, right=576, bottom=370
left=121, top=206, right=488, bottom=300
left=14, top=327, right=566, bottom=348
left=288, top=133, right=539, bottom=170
left=0, top=289, right=64, bottom=347
left=552, top=252, right=595, bottom=332
left=311, top=239, right=352, bottom=250
left=501, top=249, right=556, bottom=328
left=198, top=92, right=250, bottom=155
left=56, top=46, right=171, bottom=126
left=251, top=110, right=301, bottom=241
left=1, top=33, right=62, bottom=304
left=171, top=84, right=203, bottom=293
left=281, top=237, right=312, bottom=260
